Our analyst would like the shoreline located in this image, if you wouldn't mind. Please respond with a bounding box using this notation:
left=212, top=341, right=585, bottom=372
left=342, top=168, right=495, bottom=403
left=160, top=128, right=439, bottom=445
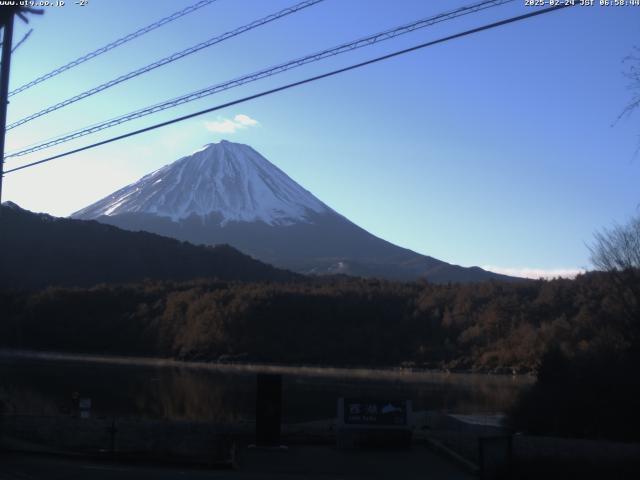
left=0, top=348, right=535, bottom=384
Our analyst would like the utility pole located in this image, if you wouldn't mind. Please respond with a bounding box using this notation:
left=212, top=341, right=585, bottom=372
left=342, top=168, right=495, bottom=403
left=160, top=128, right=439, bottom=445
left=0, top=12, right=15, bottom=206
left=0, top=6, right=42, bottom=208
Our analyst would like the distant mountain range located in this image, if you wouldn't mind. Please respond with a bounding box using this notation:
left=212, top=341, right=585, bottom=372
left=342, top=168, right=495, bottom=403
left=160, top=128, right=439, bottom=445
left=0, top=202, right=298, bottom=289
left=73, top=140, right=516, bottom=283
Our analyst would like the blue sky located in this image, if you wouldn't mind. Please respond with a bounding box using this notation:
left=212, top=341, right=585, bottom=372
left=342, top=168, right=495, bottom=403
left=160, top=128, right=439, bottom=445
left=3, top=0, right=639, bottom=278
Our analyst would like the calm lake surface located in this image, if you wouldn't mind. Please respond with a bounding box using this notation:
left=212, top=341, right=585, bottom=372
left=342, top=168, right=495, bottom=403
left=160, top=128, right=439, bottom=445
left=0, top=351, right=533, bottom=423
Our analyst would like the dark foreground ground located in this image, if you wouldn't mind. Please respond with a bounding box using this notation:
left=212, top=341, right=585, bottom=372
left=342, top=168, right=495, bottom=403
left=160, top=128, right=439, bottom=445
left=0, top=446, right=474, bottom=480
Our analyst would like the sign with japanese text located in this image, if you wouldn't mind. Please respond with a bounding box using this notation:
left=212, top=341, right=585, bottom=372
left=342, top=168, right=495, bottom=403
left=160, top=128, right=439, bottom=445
left=343, top=399, right=408, bottom=426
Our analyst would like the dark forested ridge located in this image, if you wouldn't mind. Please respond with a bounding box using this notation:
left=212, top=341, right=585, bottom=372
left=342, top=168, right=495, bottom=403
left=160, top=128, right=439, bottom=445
left=0, top=202, right=299, bottom=288
left=1, top=271, right=637, bottom=373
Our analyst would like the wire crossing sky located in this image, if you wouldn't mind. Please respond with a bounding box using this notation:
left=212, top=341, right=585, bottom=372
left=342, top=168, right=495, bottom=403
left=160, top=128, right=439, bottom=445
left=8, top=0, right=220, bottom=96
left=5, top=0, right=515, bottom=157
left=6, top=0, right=324, bottom=131
left=3, top=0, right=639, bottom=279
left=4, top=3, right=572, bottom=176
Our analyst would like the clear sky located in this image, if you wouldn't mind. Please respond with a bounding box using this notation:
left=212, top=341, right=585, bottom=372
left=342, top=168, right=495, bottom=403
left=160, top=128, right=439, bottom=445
left=2, top=0, right=639, bottom=278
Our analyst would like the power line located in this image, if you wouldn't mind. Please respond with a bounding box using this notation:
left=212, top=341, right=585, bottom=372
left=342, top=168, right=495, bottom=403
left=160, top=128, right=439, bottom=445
left=11, top=28, right=32, bottom=53
left=5, top=0, right=515, bottom=158
left=7, top=0, right=324, bottom=131
left=8, top=0, right=219, bottom=97
left=4, top=4, right=573, bottom=176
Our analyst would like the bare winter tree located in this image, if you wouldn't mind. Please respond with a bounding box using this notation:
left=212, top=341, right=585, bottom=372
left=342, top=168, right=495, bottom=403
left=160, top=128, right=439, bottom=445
left=618, top=46, right=640, bottom=123
left=589, top=215, right=640, bottom=334
left=590, top=215, right=640, bottom=272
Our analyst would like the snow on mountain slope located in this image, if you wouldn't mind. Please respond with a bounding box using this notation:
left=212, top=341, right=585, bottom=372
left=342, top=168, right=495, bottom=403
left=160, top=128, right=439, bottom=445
left=72, top=140, right=520, bottom=283
left=73, top=140, right=329, bottom=225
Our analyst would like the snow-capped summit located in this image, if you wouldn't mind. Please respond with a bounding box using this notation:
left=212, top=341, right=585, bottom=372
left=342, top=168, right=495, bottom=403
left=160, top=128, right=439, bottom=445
left=73, top=140, right=329, bottom=226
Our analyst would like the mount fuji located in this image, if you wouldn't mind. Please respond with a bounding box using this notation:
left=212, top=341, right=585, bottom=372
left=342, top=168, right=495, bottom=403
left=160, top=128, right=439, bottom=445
left=73, top=140, right=514, bottom=283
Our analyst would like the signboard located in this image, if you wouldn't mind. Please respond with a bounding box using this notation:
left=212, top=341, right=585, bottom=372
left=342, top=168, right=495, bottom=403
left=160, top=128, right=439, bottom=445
left=341, top=399, right=408, bottom=427
left=336, top=398, right=413, bottom=449
left=79, top=397, right=91, bottom=419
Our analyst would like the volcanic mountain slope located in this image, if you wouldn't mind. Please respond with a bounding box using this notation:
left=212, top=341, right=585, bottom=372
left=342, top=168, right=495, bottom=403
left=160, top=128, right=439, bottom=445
left=0, top=201, right=299, bottom=289
left=73, top=140, right=517, bottom=283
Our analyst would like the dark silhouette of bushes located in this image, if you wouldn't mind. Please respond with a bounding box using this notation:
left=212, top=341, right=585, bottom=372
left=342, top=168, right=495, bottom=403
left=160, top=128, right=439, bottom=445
left=510, top=345, right=640, bottom=442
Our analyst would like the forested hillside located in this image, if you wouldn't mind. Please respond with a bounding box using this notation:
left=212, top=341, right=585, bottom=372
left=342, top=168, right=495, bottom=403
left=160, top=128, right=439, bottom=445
left=0, top=203, right=299, bottom=288
left=1, top=271, right=636, bottom=372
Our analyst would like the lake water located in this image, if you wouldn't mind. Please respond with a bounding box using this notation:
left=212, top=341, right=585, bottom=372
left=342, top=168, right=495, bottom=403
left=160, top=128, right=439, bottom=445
left=0, top=351, right=533, bottom=423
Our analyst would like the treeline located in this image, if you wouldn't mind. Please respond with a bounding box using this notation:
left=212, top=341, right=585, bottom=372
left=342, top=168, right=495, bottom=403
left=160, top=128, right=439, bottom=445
left=1, top=270, right=637, bottom=372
